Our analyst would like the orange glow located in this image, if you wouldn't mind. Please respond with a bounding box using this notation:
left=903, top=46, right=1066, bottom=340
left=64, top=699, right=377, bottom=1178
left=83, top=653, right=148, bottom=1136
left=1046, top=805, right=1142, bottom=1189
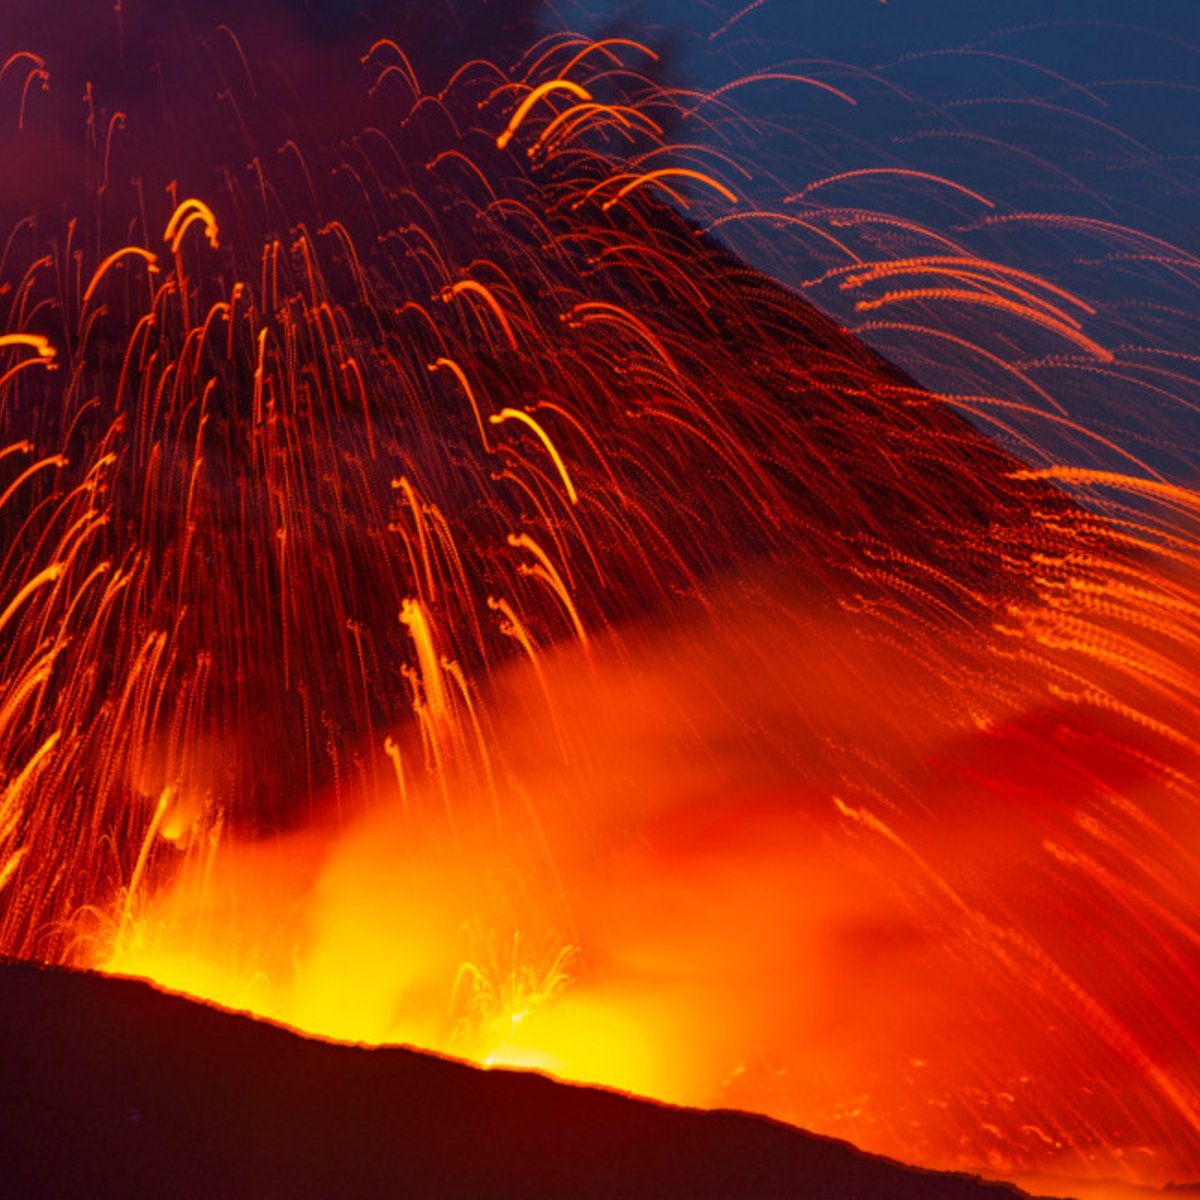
left=2, top=13, right=1199, bottom=1200
left=97, top=568, right=1200, bottom=1197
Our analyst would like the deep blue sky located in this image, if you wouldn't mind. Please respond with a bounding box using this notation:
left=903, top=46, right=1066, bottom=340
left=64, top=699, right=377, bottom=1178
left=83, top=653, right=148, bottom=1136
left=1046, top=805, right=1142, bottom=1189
left=298, top=0, right=1200, bottom=477
left=560, top=0, right=1200, bottom=240
left=541, top=0, right=1200, bottom=479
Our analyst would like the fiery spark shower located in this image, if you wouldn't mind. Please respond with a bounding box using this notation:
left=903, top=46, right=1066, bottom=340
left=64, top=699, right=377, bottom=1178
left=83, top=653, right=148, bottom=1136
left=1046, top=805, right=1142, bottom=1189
left=1, top=1, right=1199, bottom=1194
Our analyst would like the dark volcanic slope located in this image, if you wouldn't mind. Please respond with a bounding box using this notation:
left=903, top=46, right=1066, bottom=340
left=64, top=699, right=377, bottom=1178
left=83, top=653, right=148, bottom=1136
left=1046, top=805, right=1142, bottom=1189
left=0, top=962, right=1048, bottom=1200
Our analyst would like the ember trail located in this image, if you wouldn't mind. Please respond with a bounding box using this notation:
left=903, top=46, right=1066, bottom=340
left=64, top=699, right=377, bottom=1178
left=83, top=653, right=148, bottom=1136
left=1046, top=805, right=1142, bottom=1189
left=1, top=2, right=1198, bottom=1194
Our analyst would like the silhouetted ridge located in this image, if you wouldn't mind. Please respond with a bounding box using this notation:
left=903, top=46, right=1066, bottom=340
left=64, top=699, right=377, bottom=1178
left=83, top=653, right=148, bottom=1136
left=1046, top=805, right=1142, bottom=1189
left=0, top=961, right=1052, bottom=1199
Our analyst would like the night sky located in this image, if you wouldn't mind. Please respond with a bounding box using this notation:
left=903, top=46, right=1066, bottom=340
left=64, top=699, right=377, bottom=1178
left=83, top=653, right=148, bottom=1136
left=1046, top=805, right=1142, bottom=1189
left=302, top=0, right=1200, bottom=476
left=560, top=0, right=1200, bottom=479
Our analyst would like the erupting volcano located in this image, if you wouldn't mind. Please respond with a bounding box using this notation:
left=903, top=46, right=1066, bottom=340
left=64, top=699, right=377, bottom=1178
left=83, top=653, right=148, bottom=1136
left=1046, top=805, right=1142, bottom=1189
left=2, top=1, right=1199, bottom=1196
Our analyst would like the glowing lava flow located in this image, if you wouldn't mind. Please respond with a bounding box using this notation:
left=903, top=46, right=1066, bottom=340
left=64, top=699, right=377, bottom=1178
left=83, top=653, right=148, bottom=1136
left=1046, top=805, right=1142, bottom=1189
left=1, top=4, right=1199, bottom=1197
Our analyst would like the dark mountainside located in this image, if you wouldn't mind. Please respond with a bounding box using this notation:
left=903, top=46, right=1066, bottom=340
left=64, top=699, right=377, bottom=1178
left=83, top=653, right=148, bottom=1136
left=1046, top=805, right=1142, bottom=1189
left=0, top=961, right=1053, bottom=1200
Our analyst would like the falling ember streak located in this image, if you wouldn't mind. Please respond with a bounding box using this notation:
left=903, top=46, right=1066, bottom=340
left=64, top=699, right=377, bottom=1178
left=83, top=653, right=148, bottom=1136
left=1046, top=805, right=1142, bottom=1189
left=440, top=279, right=520, bottom=351
left=163, top=199, right=220, bottom=256
left=690, top=71, right=858, bottom=111
left=788, top=169, right=994, bottom=209
left=80, top=246, right=160, bottom=310
left=496, top=79, right=593, bottom=150
left=428, top=356, right=493, bottom=451
left=0, top=333, right=55, bottom=360
left=488, top=408, right=579, bottom=505
left=853, top=287, right=1116, bottom=362
left=599, top=167, right=740, bottom=213
left=0, top=4, right=1199, bottom=1197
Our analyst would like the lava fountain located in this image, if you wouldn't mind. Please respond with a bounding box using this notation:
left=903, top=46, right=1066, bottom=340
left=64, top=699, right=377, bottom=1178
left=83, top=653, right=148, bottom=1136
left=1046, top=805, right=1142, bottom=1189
left=1, top=1, right=1198, bottom=1195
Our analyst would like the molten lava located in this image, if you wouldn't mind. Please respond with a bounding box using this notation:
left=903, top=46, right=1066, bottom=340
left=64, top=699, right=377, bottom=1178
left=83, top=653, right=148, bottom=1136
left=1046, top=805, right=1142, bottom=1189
left=1, top=3, right=1198, bottom=1197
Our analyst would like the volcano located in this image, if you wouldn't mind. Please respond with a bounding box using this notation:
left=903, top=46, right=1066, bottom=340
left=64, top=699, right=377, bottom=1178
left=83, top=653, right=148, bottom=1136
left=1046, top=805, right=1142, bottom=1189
left=1, top=1, right=1199, bottom=1196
